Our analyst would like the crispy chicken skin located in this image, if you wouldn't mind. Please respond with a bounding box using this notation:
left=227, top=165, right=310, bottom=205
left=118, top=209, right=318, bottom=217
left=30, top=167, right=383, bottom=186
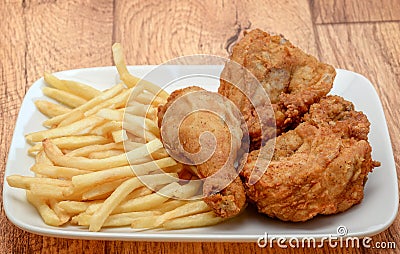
left=158, top=86, right=247, bottom=218
left=219, top=29, right=336, bottom=149
left=241, top=96, right=380, bottom=222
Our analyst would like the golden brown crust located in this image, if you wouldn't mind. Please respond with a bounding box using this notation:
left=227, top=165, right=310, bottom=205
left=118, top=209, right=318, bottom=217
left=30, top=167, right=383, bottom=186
left=158, top=86, right=247, bottom=218
left=241, top=96, right=380, bottom=222
left=219, top=29, right=336, bottom=149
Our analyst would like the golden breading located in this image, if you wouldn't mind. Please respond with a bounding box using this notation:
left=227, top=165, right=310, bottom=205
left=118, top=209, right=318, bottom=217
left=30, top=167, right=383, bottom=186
left=158, top=86, right=247, bottom=218
left=241, top=96, right=380, bottom=222
left=219, top=29, right=336, bottom=149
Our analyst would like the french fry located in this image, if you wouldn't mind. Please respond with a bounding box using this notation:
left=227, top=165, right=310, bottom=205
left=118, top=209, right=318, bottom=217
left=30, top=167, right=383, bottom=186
left=28, top=135, right=110, bottom=154
left=30, top=164, right=91, bottom=179
left=82, top=178, right=128, bottom=200
left=71, top=165, right=133, bottom=188
left=7, top=175, right=72, bottom=189
left=66, top=142, right=124, bottom=157
left=131, top=201, right=210, bottom=228
left=49, top=199, right=70, bottom=225
left=42, top=87, right=87, bottom=108
left=26, top=191, right=63, bottom=226
left=44, top=139, right=163, bottom=170
left=26, top=116, right=105, bottom=143
left=35, top=151, right=54, bottom=165
left=162, top=211, right=226, bottom=230
left=124, top=114, right=160, bottom=137
left=96, top=108, right=123, bottom=121
left=84, top=88, right=131, bottom=117
left=77, top=211, right=160, bottom=227
left=58, top=110, right=84, bottom=127
left=112, top=43, right=169, bottom=100
left=44, top=72, right=101, bottom=100
left=58, top=200, right=103, bottom=215
left=87, top=149, right=124, bottom=159
left=152, top=200, right=188, bottom=213
left=89, top=177, right=144, bottom=231
left=125, top=103, right=156, bottom=119
left=43, top=83, right=124, bottom=127
left=30, top=183, right=73, bottom=199
left=173, top=181, right=202, bottom=199
left=113, top=182, right=180, bottom=214
left=90, top=121, right=122, bottom=137
left=111, top=129, right=128, bottom=143
left=34, top=100, right=71, bottom=118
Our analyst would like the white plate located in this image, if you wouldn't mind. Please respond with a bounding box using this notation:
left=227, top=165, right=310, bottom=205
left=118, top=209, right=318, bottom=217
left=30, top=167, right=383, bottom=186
left=3, top=66, right=398, bottom=242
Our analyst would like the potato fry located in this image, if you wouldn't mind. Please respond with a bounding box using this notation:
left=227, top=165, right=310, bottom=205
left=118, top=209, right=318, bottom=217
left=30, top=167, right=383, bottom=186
left=42, top=87, right=87, bottom=108
left=162, top=211, right=226, bottom=230
left=26, top=116, right=105, bottom=143
left=58, top=110, right=84, bottom=127
left=35, top=100, right=71, bottom=118
left=96, top=108, right=123, bottom=121
left=49, top=199, right=70, bottom=225
left=26, top=191, right=63, bottom=226
left=152, top=200, right=188, bottom=213
left=7, top=175, right=72, bottom=189
left=88, top=150, right=124, bottom=159
left=58, top=200, right=103, bottom=215
left=126, top=186, right=153, bottom=200
left=82, top=178, right=127, bottom=200
left=71, top=166, right=133, bottom=188
left=124, top=113, right=160, bottom=137
left=43, top=83, right=124, bottom=127
left=30, top=164, right=91, bottom=179
left=125, top=103, right=156, bottom=119
left=35, top=151, right=54, bottom=165
left=131, top=201, right=210, bottom=228
left=44, top=139, right=163, bottom=170
left=112, top=43, right=169, bottom=100
left=30, top=183, right=72, bottom=199
left=173, top=181, right=202, bottom=199
left=90, top=121, right=122, bottom=137
left=111, top=129, right=128, bottom=143
left=89, top=177, right=145, bottom=231
left=44, top=72, right=101, bottom=100
left=77, top=211, right=160, bottom=227
left=84, top=88, right=131, bottom=117
left=66, top=142, right=124, bottom=157
left=113, top=182, right=180, bottom=214
left=28, top=135, right=110, bottom=154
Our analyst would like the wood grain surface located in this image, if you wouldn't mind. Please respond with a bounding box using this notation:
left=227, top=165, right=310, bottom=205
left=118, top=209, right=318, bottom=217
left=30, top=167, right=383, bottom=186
left=1, top=0, right=399, bottom=253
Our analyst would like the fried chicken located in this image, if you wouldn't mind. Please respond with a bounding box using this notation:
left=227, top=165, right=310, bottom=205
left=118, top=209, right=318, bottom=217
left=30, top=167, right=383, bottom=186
left=158, top=86, right=247, bottom=218
left=219, top=29, right=336, bottom=149
left=240, top=96, right=380, bottom=222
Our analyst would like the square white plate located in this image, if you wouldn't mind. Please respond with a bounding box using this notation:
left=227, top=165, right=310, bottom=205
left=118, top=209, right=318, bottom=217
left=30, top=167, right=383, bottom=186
left=3, top=66, right=398, bottom=242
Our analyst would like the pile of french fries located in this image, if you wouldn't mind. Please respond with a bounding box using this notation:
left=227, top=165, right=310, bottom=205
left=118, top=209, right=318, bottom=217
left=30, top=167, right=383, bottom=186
left=6, top=43, right=225, bottom=231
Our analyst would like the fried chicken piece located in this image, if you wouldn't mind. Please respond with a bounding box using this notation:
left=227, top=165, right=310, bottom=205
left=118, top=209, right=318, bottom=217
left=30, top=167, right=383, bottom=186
left=158, top=86, right=247, bottom=218
left=219, top=29, right=336, bottom=149
left=241, top=96, right=380, bottom=222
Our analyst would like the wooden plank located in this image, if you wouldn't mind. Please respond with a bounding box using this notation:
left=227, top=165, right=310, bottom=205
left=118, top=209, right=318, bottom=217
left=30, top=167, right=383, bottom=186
left=113, top=0, right=319, bottom=65
left=23, top=0, right=114, bottom=85
left=312, top=0, right=400, bottom=24
left=315, top=24, right=400, bottom=238
left=0, top=1, right=114, bottom=253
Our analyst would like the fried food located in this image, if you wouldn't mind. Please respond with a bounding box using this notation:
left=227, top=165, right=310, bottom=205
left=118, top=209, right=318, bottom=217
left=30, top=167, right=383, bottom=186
left=241, top=95, right=380, bottom=222
left=219, top=29, right=336, bottom=149
left=158, top=86, right=247, bottom=218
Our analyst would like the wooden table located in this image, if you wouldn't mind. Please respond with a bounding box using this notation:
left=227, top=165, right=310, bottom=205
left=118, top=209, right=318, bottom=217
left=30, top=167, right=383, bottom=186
left=1, top=1, right=399, bottom=253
